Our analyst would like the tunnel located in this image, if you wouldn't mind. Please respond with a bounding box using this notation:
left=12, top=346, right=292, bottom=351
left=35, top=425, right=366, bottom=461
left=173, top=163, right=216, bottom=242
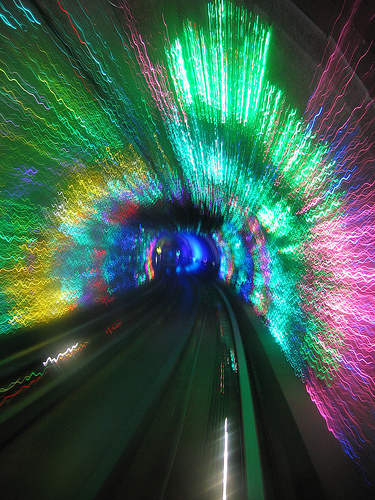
left=153, top=232, right=220, bottom=275
left=0, top=0, right=374, bottom=499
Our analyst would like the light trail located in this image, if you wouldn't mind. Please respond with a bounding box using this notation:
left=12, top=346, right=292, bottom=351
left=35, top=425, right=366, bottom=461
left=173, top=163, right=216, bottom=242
left=0, top=0, right=374, bottom=483
left=223, top=417, right=228, bottom=500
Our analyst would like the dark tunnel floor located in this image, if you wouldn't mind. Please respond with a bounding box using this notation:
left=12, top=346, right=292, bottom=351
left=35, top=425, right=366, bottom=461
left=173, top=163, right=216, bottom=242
left=0, top=277, right=373, bottom=499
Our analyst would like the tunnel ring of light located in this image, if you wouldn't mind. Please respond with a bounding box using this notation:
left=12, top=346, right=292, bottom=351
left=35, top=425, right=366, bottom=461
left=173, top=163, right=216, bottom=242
left=0, top=0, right=374, bottom=484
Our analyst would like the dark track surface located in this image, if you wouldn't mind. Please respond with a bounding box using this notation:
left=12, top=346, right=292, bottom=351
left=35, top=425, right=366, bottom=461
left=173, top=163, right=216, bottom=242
left=0, top=275, right=373, bottom=499
left=0, top=276, right=245, bottom=499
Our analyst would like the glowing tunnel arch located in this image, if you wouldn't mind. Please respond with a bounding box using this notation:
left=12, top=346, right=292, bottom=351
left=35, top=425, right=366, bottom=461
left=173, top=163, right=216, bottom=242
left=0, top=0, right=374, bottom=484
left=152, top=232, right=220, bottom=275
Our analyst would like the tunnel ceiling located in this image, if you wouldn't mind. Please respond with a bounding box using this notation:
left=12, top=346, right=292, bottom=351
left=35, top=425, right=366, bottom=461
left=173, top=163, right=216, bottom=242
left=130, top=198, right=225, bottom=232
left=0, top=0, right=375, bottom=485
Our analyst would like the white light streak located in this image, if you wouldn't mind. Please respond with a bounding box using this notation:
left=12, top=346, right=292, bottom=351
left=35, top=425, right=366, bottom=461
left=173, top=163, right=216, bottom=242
left=223, top=416, right=228, bottom=500
left=43, top=343, right=79, bottom=366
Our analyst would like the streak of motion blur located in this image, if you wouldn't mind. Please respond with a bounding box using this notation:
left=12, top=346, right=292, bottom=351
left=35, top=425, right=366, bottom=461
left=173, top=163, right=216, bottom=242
left=0, top=276, right=246, bottom=499
left=1, top=0, right=375, bottom=498
left=0, top=277, right=373, bottom=499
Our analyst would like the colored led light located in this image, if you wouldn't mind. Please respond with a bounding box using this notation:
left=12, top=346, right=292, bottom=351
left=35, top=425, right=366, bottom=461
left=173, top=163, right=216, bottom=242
left=0, top=0, right=374, bottom=483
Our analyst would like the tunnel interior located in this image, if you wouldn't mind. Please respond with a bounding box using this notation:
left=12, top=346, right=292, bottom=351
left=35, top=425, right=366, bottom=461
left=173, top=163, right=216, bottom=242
left=153, top=232, right=220, bottom=275
left=0, top=0, right=374, bottom=491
